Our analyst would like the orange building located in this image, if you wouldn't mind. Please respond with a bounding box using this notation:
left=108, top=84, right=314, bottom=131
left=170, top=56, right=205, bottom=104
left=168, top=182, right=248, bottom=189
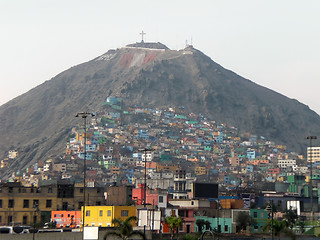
left=252, top=159, right=269, bottom=165
left=269, top=168, right=280, bottom=175
left=220, top=199, right=244, bottom=209
left=51, top=210, right=81, bottom=228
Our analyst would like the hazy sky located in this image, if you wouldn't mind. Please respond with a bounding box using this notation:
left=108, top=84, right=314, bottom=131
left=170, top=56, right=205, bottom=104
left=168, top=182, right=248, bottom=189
left=1, top=0, right=319, bottom=114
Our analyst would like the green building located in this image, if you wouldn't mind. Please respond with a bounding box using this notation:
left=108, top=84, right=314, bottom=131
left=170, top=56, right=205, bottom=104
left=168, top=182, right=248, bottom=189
left=195, top=216, right=232, bottom=234
left=250, top=208, right=268, bottom=233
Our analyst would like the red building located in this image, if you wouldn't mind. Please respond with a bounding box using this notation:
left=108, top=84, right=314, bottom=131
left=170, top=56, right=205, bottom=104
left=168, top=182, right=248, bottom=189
left=132, top=184, right=168, bottom=206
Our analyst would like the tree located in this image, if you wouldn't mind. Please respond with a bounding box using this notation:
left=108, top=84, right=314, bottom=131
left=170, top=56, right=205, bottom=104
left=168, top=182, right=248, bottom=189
left=283, top=207, right=298, bottom=229
left=196, top=219, right=211, bottom=233
left=236, top=211, right=253, bottom=233
left=104, top=216, right=145, bottom=240
left=165, top=216, right=183, bottom=240
left=262, top=219, right=296, bottom=240
left=195, top=219, right=206, bottom=233
left=296, top=220, right=306, bottom=233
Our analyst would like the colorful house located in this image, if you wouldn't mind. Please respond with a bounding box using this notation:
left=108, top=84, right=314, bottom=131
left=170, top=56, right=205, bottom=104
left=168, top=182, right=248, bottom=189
left=51, top=210, right=81, bottom=228
left=250, top=208, right=268, bottom=233
left=82, top=206, right=136, bottom=227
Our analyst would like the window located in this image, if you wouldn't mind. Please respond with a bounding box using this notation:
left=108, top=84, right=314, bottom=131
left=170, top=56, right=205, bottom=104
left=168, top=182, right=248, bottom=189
left=178, top=210, right=184, bottom=217
left=62, top=202, right=68, bottom=210
left=78, top=202, right=84, bottom=210
left=171, top=210, right=176, bottom=217
left=253, top=212, right=257, bottom=218
left=8, top=199, right=14, bottom=208
left=8, top=216, right=13, bottom=225
left=159, top=196, right=163, bottom=203
left=8, top=187, right=13, bottom=193
left=46, top=200, right=52, bottom=208
left=224, top=225, right=228, bottom=232
left=96, top=201, right=101, bottom=206
left=186, top=211, right=189, bottom=218
left=31, top=188, right=34, bottom=193
left=0, top=199, right=2, bottom=208
left=179, top=224, right=183, bottom=231
left=99, top=210, right=103, bottom=217
left=80, top=188, right=84, bottom=193
left=107, top=210, right=111, bottom=216
left=23, top=216, right=28, bottom=225
left=33, top=200, right=39, bottom=208
left=121, top=210, right=128, bottom=217
left=48, top=187, right=53, bottom=193
left=23, top=199, right=29, bottom=208
left=86, top=211, right=90, bottom=217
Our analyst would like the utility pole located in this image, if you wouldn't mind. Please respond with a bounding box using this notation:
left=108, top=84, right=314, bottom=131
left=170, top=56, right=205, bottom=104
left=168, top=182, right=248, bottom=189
left=32, top=202, right=39, bottom=240
left=76, top=112, right=95, bottom=239
left=306, top=136, right=317, bottom=222
left=266, top=200, right=274, bottom=240
left=216, top=200, right=220, bottom=240
left=139, top=148, right=153, bottom=207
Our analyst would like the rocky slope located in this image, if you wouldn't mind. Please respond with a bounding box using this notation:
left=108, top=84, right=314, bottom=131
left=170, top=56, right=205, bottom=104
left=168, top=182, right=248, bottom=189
left=0, top=42, right=319, bottom=176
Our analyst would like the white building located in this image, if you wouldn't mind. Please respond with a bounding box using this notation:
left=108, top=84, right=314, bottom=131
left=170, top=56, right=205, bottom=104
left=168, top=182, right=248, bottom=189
left=142, top=152, right=154, bottom=162
left=8, top=150, right=18, bottom=159
left=308, top=147, right=320, bottom=163
left=277, top=159, right=296, bottom=168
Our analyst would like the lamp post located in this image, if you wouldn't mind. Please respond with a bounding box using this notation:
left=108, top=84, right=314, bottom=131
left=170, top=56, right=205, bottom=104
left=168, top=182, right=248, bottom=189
left=76, top=112, right=95, bottom=238
left=266, top=200, right=274, bottom=240
left=32, top=202, right=39, bottom=240
left=306, top=136, right=317, bottom=222
left=216, top=200, right=221, bottom=240
left=139, top=148, right=153, bottom=207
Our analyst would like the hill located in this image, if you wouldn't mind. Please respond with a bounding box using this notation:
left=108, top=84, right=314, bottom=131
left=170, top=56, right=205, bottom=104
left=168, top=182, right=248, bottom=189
left=0, top=42, right=319, bottom=176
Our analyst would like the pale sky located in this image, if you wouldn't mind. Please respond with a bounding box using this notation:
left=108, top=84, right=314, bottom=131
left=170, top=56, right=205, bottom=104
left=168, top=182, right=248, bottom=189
left=1, top=0, right=319, bottom=114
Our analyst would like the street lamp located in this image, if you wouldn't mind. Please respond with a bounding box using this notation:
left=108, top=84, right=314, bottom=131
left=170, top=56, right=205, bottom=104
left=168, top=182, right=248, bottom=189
left=265, top=200, right=274, bottom=240
left=139, top=148, right=153, bottom=207
left=32, top=202, right=39, bottom=240
left=215, top=200, right=221, bottom=240
left=75, top=112, right=95, bottom=237
left=306, top=136, right=317, bottom=222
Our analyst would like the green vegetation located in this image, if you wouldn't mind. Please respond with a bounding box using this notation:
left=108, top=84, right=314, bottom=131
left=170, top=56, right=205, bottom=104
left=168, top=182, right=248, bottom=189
left=104, top=216, right=145, bottom=240
left=165, top=216, right=183, bottom=240
left=236, top=211, right=254, bottom=233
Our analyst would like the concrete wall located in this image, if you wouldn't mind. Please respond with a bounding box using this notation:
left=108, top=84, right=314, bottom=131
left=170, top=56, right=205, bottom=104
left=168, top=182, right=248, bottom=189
left=2, top=230, right=150, bottom=240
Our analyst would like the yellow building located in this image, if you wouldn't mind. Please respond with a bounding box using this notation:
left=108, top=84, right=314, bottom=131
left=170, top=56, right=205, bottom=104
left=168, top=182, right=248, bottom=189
left=156, top=164, right=177, bottom=172
left=194, top=166, right=206, bottom=176
left=0, top=182, right=105, bottom=226
left=82, top=206, right=136, bottom=227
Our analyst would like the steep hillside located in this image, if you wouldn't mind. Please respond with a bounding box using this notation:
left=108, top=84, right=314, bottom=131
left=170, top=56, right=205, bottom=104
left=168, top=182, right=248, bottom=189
left=0, top=42, right=319, bottom=176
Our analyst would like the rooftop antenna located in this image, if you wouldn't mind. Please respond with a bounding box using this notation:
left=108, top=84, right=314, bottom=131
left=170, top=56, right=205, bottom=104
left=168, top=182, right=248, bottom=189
left=191, top=36, right=193, bottom=46
left=140, top=30, right=146, bottom=43
left=185, top=40, right=188, bottom=48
